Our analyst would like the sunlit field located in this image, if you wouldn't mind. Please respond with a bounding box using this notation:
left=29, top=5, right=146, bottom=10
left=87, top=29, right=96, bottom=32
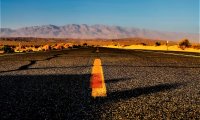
left=104, top=45, right=200, bottom=53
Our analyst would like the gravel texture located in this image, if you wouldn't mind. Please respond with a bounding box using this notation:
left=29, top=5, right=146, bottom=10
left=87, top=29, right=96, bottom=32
left=0, top=47, right=200, bottom=120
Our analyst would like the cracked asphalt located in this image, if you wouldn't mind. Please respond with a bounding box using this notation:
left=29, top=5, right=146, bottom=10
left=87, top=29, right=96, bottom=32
left=0, top=47, right=200, bottom=120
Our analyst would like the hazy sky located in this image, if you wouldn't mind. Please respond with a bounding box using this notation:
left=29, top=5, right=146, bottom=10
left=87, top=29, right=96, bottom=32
left=1, top=0, right=199, bottom=33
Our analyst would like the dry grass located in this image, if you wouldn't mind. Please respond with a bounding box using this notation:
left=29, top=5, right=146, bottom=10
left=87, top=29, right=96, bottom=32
left=0, top=37, right=177, bottom=46
left=104, top=45, right=200, bottom=53
left=192, top=44, right=200, bottom=50
left=1, top=37, right=199, bottom=53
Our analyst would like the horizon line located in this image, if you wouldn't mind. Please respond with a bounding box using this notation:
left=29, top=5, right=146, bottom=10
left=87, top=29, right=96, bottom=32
left=1, top=23, right=199, bottom=34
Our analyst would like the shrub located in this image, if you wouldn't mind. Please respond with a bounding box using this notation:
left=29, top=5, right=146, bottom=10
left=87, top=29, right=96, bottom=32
left=192, top=44, right=200, bottom=50
left=0, top=46, right=4, bottom=50
left=178, top=39, right=191, bottom=50
left=2, top=45, right=14, bottom=53
left=72, top=45, right=81, bottom=48
left=83, top=43, right=87, bottom=46
left=35, top=45, right=40, bottom=48
left=140, top=43, right=147, bottom=46
left=122, top=45, right=129, bottom=47
left=155, top=42, right=161, bottom=46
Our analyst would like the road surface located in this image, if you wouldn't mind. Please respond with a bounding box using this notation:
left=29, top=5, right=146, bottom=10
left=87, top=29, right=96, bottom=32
left=0, top=47, right=200, bottom=119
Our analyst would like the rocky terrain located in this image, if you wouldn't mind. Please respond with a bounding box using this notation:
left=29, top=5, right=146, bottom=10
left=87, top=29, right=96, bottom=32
left=1, top=24, right=199, bottom=42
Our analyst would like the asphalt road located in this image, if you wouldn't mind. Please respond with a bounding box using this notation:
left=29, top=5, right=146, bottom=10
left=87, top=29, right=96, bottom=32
left=0, top=47, right=200, bottom=120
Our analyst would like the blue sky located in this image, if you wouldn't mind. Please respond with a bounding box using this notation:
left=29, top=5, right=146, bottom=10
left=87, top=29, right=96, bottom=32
left=1, top=0, right=199, bottom=33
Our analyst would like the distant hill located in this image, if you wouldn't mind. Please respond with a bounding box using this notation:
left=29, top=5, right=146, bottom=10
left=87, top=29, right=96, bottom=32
left=0, top=24, right=199, bottom=42
left=0, top=37, right=178, bottom=46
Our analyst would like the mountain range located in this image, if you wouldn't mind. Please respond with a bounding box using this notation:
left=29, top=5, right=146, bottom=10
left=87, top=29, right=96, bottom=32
left=0, top=24, right=199, bottom=42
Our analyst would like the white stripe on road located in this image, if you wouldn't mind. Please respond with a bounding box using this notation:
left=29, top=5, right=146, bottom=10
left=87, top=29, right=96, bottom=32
left=134, top=50, right=200, bottom=58
left=160, top=52, right=200, bottom=58
left=0, top=52, right=32, bottom=56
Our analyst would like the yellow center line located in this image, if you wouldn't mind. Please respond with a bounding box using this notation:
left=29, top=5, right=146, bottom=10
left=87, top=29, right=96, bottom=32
left=96, top=47, right=99, bottom=53
left=90, top=58, right=107, bottom=98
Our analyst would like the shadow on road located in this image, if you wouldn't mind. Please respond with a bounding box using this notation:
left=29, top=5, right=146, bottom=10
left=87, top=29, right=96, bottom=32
left=107, top=83, right=182, bottom=101
left=105, top=77, right=133, bottom=84
left=0, top=74, right=183, bottom=119
left=0, top=74, right=92, bottom=120
left=92, top=82, right=183, bottom=105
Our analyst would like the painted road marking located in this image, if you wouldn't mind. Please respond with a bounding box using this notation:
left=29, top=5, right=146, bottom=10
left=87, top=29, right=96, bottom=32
left=0, top=52, right=32, bottom=56
left=0, top=51, right=43, bottom=57
left=160, top=52, right=200, bottom=58
left=96, top=48, right=99, bottom=52
left=90, top=59, right=107, bottom=98
left=134, top=50, right=200, bottom=58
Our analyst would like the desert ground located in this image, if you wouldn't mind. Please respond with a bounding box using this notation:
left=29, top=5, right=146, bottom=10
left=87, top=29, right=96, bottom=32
left=0, top=37, right=199, bottom=54
left=104, top=45, right=200, bottom=53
